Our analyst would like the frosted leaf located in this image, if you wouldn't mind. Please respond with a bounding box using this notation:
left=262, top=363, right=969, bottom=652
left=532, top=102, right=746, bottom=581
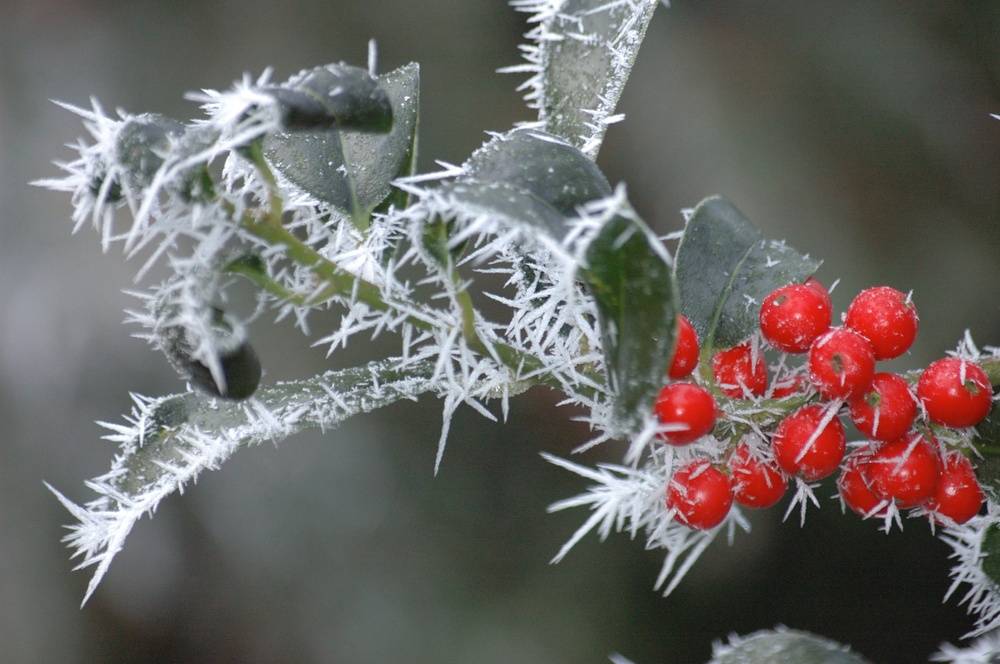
left=262, top=62, right=420, bottom=222
left=47, top=358, right=440, bottom=605
left=941, top=514, right=1000, bottom=638
left=709, top=626, right=873, bottom=664
left=507, top=0, right=662, bottom=158
left=932, top=630, right=1000, bottom=663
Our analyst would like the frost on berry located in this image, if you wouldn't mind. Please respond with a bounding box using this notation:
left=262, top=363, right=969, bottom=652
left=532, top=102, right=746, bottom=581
left=924, top=452, right=984, bottom=526
left=729, top=437, right=788, bottom=509
left=666, top=459, right=735, bottom=530
left=712, top=341, right=768, bottom=398
left=807, top=327, right=876, bottom=402
left=837, top=446, right=889, bottom=519
left=654, top=382, right=717, bottom=446
left=848, top=372, right=918, bottom=442
left=771, top=403, right=846, bottom=481
left=759, top=282, right=831, bottom=353
left=863, top=433, right=941, bottom=509
left=668, top=315, right=700, bottom=380
left=845, top=286, right=918, bottom=361
left=919, top=357, right=994, bottom=429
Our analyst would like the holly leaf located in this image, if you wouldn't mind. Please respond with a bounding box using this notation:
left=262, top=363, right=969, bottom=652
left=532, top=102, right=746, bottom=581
left=438, top=128, right=613, bottom=239
left=579, top=209, right=678, bottom=430
left=511, top=0, right=660, bottom=158
left=427, top=129, right=676, bottom=430
left=262, top=62, right=420, bottom=223
left=264, top=64, right=393, bottom=133
left=674, top=196, right=821, bottom=351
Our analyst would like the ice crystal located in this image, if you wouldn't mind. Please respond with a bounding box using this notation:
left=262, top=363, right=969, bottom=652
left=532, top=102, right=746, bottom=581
left=933, top=630, right=1000, bottom=663
left=941, top=514, right=1000, bottom=638
left=505, top=0, right=662, bottom=157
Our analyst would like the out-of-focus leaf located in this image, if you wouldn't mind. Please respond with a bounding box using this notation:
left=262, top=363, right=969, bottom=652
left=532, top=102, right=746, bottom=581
left=580, top=210, right=677, bottom=430
left=262, top=62, right=419, bottom=222
left=674, top=196, right=821, bottom=351
left=708, top=628, right=873, bottom=664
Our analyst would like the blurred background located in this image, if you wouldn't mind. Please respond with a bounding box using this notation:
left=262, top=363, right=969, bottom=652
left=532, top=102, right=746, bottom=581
left=2, top=1, right=1000, bottom=662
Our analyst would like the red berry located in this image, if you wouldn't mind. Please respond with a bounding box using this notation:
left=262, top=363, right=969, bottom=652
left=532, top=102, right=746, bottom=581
left=863, top=433, right=941, bottom=509
left=848, top=372, right=918, bottom=442
left=925, top=452, right=984, bottom=525
left=668, top=315, right=700, bottom=380
left=918, top=357, right=993, bottom=428
left=844, top=286, right=918, bottom=361
left=770, top=374, right=807, bottom=399
left=759, top=283, right=832, bottom=353
left=771, top=404, right=847, bottom=481
left=666, top=459, right=734, bottom=530
left=837, top=447, right=887, bottom=518
left=729, top=440, right=788, bottom=509
left=654, top=382, right=717, bottom=445
left=712, top=342, right=768, bottom=398
left=804, top=278, right=833, bottom=311
left=807, top=327, right=876, bottom=402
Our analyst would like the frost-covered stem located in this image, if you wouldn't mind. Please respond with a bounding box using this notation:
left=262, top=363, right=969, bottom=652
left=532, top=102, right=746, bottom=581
left=244, top=139, right=284, bottom=225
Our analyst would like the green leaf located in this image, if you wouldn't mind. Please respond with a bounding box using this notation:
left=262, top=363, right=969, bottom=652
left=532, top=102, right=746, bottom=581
left=115, top=113, right=186, bottom=190
left=523, top=0, right=660, bottom=158
left=265, top=63, right=393, bottom=133
left=981, top=522, right=1000, bottom=591
left=432, top=129, right=675, bottom=430
left=708, top=628, right=873, bottom=664
left=972, top=397, right=1000, bottom=502
left=439, top=128, right=612, bottom=239
left=580, top=210, right=678, bottom=430
left=262, top=62, right=420, bottom=223
left=674, top=196, right=821, bottom=351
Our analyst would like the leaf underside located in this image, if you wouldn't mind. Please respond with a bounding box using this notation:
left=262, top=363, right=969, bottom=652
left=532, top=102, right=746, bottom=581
left=674, top=196, right=821, bottom=351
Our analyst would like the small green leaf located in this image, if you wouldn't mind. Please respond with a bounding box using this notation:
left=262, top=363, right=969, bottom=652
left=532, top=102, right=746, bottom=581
left=580, top=210, right=678, bottom=430
left=115, top=113, right=186, bottom=190
left=708, top=628, right=873, bottom=664
left=262, top=62, right=420, bottom=223
left=440, top=129, right=612, bottom=239
left=265, top=63, right=392, bottom=133
left=432, top=129, right=674, bottom=429
left=674, top=196, right=821, bottom=351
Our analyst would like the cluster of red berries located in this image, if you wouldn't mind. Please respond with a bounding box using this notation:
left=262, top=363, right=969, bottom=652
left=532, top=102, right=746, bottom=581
left=655, top=280, right=992, bottom=532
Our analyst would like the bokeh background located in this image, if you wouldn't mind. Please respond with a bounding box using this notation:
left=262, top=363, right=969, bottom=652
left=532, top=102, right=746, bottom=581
left=2, top=1, right=1000, bottom=662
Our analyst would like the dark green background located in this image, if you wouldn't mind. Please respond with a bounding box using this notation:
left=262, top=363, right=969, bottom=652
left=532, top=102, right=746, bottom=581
left=2, top=1, right=999, bottom=662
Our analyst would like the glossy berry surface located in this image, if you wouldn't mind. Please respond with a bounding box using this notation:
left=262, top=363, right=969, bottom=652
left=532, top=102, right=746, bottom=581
left=712, top=342, right=768, bottom=398
left=838, top=447, right=886, bottom=518
left=844, top=286, right=918, bottom=361
left=925, top=453, right=984, bottom=525
left=804, top=278, right=832, bottom=310
left=848, top=372, right=917, bottom=442
left=771, top=404, right=846, bottom=481
left=863, top=434, right=941, bottom=508
left=666, top=460, right=734, bottom=530
left=668, top=315, right=700, bottom=380
left=918, top=357, right=993, bottom=428
left=807, top=327, right=876, bottom=402
left=759, top=283, right=832, bottom=353
left=654, top=382, right=717, bottom=445
left=729, top=441, right=787, bottom=509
